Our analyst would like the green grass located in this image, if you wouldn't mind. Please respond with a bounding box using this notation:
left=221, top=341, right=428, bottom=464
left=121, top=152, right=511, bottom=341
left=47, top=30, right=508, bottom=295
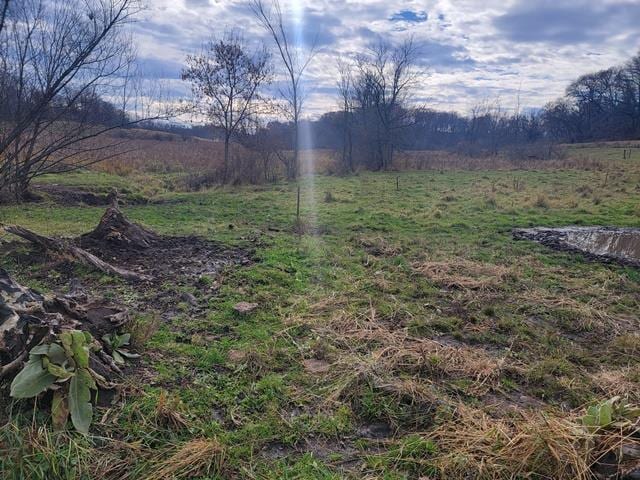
left=1, top=150, right=639, bottom=479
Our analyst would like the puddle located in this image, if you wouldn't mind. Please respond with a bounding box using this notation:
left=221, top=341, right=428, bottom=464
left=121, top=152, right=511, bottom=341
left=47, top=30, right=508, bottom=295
left=513, top=227, right=640, bottom=266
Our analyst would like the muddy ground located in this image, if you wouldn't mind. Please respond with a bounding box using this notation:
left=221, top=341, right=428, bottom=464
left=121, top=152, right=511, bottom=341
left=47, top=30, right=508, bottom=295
left=1, top=231, right=252, bottom=319
left=514, top=226, right=640, bottom=268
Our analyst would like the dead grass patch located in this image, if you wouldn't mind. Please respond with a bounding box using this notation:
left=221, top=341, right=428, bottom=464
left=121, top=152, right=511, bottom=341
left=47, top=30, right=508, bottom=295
left=145, top=438, right=226, bottom=480
left=420, top=403, right=640, bottom=480
left=154, top=390, right=190, bottom=431
left=357, top=236, right=402, bottom=257
left=412, top=259, right=512, bottom=290
left=591, top=367, right=640, bottom=402
left=302, top=298, right=506, bottom=402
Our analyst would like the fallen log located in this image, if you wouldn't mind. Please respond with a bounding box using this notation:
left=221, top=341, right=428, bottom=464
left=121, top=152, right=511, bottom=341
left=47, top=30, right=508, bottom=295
left=0, top=224, right=150, bottom=282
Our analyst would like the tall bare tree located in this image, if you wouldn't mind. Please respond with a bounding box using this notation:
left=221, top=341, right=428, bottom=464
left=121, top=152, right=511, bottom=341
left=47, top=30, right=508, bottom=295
left=353, top=38, right=421, bottom=170
left=336, top=58, right=354, bottom=173
left=250, top=0, right=316, bottom=179
left=182, top=32, right=271, bottom=182
left=0, top=0, right=160, bottom=202
left=0, top=0, right=9, bottom=35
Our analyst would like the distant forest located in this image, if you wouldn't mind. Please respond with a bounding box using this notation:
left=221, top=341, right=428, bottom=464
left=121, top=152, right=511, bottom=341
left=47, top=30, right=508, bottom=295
left=151, top=50, right=640, bottom=158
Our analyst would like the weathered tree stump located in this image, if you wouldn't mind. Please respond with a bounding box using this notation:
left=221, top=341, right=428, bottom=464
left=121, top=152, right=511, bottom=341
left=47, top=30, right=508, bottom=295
left=81, top=190, right=158, bottom=250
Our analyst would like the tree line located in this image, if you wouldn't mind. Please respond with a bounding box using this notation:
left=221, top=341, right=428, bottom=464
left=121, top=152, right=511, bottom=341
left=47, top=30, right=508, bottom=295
left=180, top=2, right=640, bottom=180
left=2, top=0, right=639, bottom=199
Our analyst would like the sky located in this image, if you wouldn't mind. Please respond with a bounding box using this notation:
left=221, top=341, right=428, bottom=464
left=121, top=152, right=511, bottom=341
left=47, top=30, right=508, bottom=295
left=132, top=0, right=640, bottom=119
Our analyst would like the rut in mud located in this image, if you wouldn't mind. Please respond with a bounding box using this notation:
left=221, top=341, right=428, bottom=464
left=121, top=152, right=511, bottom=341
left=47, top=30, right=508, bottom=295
left=513, top=226, right=640, bottom=267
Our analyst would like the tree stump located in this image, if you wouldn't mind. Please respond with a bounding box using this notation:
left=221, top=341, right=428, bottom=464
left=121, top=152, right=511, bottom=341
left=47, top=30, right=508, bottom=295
left=81, top=190, right=158, bottom=250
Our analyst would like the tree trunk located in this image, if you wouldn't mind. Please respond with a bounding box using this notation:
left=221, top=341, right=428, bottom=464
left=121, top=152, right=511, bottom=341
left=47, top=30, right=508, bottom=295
left=223, top=135, right=231, bottom=183
left=292, top=121, right=299, bottom=180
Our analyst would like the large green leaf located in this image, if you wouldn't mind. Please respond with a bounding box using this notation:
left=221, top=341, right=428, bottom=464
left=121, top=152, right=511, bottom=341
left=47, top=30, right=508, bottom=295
left=10, top=356, right=56, bottom=398
left=59, top=332, right=74, bottom=358
left=30, top=345, right=52, bottom=356
left=118, top=350, right=140, bottom=359
left=68, top=369, right=93, bottom=435
left=112, top=350, right=125, bottom=365
left=51, top=390, right=69, bottom=430
left=46, top=344, right=68, bottom=365
left=71, top=331, right=89, bottom=369
left=46, top=361, right=74, bottom=380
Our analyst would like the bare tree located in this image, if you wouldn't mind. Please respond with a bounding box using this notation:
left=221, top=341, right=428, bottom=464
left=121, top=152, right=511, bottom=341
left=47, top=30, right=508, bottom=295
left=353, top=38, right=421, bottom=170
left=336, top=58, right=354, bottom=173
left=0, top=0, right=168, bottom=202
left=0, top=0, right=9, bottom=36
left=250, top=0, right=316, bottom=179
left=182, top=31, right=271, bottom=183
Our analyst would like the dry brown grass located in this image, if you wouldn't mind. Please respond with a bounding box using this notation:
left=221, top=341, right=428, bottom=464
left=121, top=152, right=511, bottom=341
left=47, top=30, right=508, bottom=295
left=425, top=406, right=592, bottom=479
left=300, top=297, right=507, bottom=405
left=82, top=129, right=606, bottom=182
left=154, top=390, right=190, bottom=431
left=86, top=129, right=226, bottom=176
left=306, top=295, right=640, bottom=476
left=144, top=438, right=226, bottom=480
left=590, top=367, right=640, bottom=402
left=357, top=235, right=402, bottom=257
left=422, top=403, right=640, bottom=480
left=412, top=259, right=512, bottom=290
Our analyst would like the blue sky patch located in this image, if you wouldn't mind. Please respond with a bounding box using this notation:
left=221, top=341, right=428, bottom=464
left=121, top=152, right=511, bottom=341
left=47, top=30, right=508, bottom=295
left=390, top=10, right=428, bottom=23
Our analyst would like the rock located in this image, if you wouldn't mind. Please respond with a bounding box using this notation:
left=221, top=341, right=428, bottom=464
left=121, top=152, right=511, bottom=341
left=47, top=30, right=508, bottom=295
left=227, top=349, right=246, bottom=363
left=357, top=422, right=392, bottom=439
left=180, top=292, right=198, bottom=306
left=303, top=359, right=330, bottom=374
left=233, top=302, right=258, bottom=315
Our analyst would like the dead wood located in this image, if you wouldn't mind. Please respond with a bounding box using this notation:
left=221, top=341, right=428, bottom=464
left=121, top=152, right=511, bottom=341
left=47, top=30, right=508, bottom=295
left=81, top=190, right=158, bottom=250
left=0, top=268, right=128, bottom=381
left=0, top=224, right=150, bottom=282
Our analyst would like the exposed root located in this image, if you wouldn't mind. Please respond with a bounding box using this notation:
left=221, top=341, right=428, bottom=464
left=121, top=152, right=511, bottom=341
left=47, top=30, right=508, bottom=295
left=1, top=224, right=149, bottom=282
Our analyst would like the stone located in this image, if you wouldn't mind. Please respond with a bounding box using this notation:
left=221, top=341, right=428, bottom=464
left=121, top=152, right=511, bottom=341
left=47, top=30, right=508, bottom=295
left=303, top=359, right=330, bottom=374
left=233, top=302, right=258, bottom=315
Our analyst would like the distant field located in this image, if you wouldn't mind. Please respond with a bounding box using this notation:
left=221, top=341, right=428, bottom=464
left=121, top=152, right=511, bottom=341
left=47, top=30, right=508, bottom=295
left=1, top=144, right=639, bottom=478
left=88, top=129, right=640, bottom=184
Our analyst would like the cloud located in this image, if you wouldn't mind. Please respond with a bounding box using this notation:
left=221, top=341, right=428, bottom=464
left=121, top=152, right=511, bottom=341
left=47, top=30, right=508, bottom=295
left=124, top=0, right=640, bottom=117
left=184, top=0, right=210, bottom=7
left=138, top=57, right=183, bottom=79
left=494, top=0, right=640, bottom=44
left=417, top=40, right=476, bottom=70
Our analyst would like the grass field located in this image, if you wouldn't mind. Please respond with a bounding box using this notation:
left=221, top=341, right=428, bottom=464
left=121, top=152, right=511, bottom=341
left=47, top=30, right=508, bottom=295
left=1, top=146, right=639, bottom=479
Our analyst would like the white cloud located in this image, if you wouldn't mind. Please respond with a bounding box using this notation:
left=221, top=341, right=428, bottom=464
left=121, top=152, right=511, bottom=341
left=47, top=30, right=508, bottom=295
left=131, top=0, right=640, bottom=117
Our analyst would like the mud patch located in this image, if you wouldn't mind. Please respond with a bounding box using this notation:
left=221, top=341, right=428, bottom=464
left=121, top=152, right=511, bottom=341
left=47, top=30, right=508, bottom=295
left=79, top=234, right=250, bottom=283
left=514, top=227, right=640, bottom=267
